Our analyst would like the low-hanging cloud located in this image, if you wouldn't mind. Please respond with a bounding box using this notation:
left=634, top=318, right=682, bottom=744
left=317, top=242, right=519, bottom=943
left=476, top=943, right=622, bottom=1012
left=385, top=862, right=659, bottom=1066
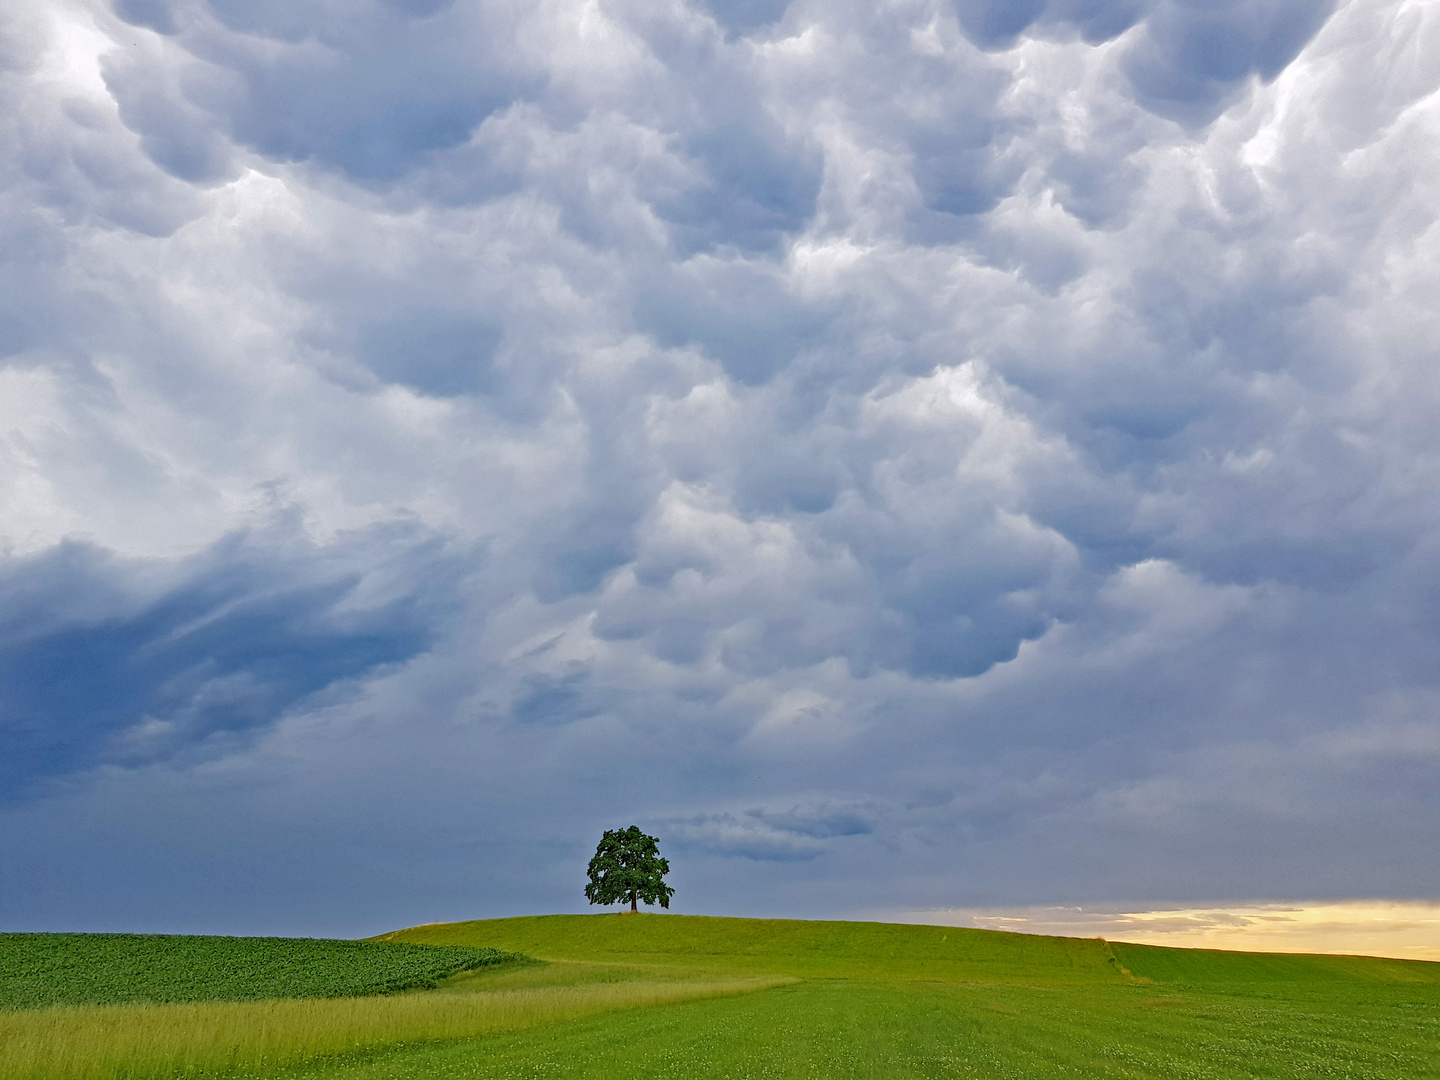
left=0, top=0, right=1437, bottom=934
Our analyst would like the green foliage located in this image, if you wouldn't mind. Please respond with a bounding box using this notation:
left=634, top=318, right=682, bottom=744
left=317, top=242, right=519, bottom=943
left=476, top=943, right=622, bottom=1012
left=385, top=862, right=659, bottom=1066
left=0, top=933, right=521, bottom=1010
left=584, top=826, right=674, bottom=912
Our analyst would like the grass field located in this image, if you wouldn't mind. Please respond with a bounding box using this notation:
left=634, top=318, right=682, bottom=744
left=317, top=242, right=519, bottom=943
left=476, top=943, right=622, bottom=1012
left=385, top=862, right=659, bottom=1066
left=2, top=915, right=1438, bottom=1078
left=0, top=972, right=783, bottom=1079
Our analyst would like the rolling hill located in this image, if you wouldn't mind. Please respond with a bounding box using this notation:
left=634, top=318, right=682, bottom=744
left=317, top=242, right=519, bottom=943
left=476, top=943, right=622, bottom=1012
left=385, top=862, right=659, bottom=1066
left=3, top=914, right=1437, bottom=1078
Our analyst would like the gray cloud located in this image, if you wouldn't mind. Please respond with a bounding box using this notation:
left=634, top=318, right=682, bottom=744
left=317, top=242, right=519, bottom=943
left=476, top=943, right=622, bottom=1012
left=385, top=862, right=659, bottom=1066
left=1121, top=0, right=1338, bottom=123
left=0, top=520, right=463, bottom=800
left=0, top=0, right=1437, bottom=934
left=107, top=1, right=538, bottom=181
left=658, top=800, right=876, bottom=862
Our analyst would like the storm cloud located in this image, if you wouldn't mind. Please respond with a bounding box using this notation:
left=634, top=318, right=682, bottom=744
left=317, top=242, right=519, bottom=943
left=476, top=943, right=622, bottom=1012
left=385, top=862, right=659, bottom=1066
left=0, top=0, right=1437, bottom=935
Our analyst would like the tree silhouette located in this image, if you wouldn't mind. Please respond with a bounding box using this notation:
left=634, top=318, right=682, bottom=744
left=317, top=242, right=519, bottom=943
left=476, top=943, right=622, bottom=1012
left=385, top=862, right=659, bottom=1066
left=584, top=826, right=674, bottom=913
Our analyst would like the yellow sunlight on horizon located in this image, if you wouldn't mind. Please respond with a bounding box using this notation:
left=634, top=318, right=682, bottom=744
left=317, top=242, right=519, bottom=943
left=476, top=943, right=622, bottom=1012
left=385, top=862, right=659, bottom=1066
left=891, top=901, right=1440, bottom=961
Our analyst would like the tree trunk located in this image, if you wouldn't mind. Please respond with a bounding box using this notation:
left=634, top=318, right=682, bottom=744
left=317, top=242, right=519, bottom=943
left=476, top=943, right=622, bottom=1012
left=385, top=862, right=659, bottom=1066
left=630, top=893, right=638, bottom=913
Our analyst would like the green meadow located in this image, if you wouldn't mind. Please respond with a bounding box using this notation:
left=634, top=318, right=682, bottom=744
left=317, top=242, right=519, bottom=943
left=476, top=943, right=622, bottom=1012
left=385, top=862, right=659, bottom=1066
left=2, top=914, right=1437, bottom=1078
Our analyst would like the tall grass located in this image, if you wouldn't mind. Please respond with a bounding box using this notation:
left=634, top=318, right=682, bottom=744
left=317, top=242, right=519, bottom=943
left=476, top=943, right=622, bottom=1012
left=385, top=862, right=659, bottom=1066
left=0, top=977, right=788, bottom=1080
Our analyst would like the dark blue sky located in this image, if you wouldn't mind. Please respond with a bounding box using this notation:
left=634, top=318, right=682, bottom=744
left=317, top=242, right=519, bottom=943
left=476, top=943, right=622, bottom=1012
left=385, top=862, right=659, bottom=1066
left=1, top=0, right=1437, bottom=936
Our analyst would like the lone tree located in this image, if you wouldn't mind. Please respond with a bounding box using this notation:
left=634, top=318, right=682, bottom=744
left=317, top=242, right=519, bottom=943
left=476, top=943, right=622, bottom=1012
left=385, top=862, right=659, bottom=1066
left=584, top=826, right=674, bottom=913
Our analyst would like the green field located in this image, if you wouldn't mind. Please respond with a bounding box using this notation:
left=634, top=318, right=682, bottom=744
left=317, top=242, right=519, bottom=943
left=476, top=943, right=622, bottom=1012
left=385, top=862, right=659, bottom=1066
left=2, top=915, right=1438, bottom=1078
left=0, top=933, right=520, bottom=1010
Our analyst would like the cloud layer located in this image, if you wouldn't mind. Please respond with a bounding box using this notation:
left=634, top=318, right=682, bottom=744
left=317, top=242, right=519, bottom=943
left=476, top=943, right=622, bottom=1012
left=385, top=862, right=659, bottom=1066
left=1, top=0, right=1437, bottom=934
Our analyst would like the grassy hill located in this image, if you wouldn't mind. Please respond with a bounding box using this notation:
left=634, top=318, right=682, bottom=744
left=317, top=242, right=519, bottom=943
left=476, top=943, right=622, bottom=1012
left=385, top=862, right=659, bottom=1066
left=1110, top=938, right=1440, bottom=986
left=384, top=911, right=1440, bottom=985
left=379, top=913, right=1136, bottom=984
left=3, top=914, right=1438, bottom=1079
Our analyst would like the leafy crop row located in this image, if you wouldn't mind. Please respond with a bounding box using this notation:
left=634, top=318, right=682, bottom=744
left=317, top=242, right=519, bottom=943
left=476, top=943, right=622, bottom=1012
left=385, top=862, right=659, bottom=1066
left=0, top=933, right=523, bottom=1010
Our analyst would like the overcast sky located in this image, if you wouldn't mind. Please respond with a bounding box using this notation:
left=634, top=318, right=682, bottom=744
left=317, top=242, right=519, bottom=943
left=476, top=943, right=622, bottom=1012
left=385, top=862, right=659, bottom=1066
left=1, top=0, right=1437, bottom=938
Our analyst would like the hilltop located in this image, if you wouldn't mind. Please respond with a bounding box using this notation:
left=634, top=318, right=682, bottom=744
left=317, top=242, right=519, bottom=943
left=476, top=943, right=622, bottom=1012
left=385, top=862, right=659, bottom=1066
left=3, top=914, right=1437, bottom=1078
left=381, top=911, right=1440, bottom=987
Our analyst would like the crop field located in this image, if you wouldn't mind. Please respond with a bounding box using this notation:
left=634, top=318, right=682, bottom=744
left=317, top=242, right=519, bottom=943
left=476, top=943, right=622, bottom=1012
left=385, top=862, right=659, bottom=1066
left=0, top=933, right=519, bottom=1009
left=2, top=915, right=1438, bottom=1079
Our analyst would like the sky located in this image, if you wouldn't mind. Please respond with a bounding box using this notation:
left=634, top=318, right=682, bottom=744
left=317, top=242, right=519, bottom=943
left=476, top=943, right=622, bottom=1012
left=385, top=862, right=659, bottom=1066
left=887, top=900, right=1440, bottom=960
left=0, top=0, right=1438, bottom=944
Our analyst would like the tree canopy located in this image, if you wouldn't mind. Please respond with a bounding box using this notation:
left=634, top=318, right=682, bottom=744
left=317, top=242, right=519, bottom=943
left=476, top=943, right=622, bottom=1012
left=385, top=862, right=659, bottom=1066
left=584, top=826, right=674, bottom=913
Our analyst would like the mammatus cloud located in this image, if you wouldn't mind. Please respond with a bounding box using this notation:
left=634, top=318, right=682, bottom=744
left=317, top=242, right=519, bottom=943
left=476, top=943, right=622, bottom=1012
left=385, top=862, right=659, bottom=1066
left=0, top=0, right=1437, bottom=935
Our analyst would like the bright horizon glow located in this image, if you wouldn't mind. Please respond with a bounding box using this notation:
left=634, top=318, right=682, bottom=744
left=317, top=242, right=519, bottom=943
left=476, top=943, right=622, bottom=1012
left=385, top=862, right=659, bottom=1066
left=881, top=902, right=1440, bottom=962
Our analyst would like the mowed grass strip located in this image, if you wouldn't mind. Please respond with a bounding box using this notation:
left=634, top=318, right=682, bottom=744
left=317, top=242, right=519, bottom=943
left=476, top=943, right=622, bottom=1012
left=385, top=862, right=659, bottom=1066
left=0, top=976, right=788, bottom=1080
left=0, top=934, right=520, bottom=1010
